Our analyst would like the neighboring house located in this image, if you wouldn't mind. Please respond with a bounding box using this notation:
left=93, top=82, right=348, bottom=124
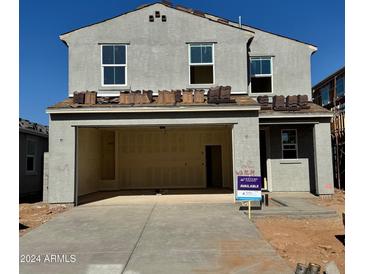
left=312, top=67, right=345, bottom=189
left=19, top=118, right=48, bottom=200
left=46, top=2, right=334, bottom=205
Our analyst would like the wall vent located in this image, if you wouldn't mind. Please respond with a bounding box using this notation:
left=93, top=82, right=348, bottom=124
left=162, top=15, right=167, bottom=22
left=155, top=11, right=160, bottom=18
left=149, top=15, right=154, bottom=22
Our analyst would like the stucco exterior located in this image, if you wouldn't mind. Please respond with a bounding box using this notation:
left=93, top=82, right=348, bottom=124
left=45, top=2, right=335, bottom=204
left=245, top=27, right=315, bottom=98
left=60, top=3, right=315, bottom=98
left=62, top=3, right=253, bottom=96
left=19, top=131, right=48, bottom=198
left=46, top=109, right=261, bottom=203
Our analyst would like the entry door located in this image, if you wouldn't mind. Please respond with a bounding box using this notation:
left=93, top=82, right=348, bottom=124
left=101, top=130, right=116, bottom=180
left=259, top=129, right=268, bottom=181
left=205, top=145, right=223, bottom=188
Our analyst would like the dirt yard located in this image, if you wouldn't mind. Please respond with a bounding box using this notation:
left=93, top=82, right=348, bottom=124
left=254, top=189, right=345, bottom=273
left=19, top=203, right=72, bottom=236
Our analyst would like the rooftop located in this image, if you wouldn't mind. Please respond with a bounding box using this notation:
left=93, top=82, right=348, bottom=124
left=259, top=102, right=332, bottom=118
left=19, top=118, right=49, bottom=137
left=47, top=94, right=331, bottom=117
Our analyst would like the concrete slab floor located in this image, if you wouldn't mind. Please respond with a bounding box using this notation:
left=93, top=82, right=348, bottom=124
left=20, top=197, right=292, bottom=274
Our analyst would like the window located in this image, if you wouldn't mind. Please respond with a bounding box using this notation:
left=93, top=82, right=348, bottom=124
left=189, top=44, right=214, bottom=84
left=281, top=129, right=297, bottom=159
left=320, top=85, right=330, bottom=106
left=250, top=57, right=272, bottom=93
left=26, top=139, right=36, bottom=172
left=336, top=76, right=345, bottom=98
left=101, top=45, right=127, bottom=86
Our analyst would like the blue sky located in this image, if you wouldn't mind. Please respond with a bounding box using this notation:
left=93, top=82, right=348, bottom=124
left=20, top=0, right=344, bottom=125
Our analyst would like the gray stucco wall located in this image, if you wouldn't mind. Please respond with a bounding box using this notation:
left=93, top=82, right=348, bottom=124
left=48, top=119, right=76, bottom=203
left=265, top=124, right=316, bottom=192
left=62, top=3, right=252, bottom=96
left=47, top=110, right=260, bottom=203
left=313, top=122, right=334, bottom=195
left=245, top=26, right=315, bottom=98
left=61, top=3, right=314, bottom=98
left=19, top=132, right=48, bottom=198
left=267, top=158, right=310, bottom=192
left=261, top=122, right=333, bottom=194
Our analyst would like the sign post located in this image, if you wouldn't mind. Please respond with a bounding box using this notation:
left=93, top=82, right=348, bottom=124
left=235, top=176, right=262, bottom=220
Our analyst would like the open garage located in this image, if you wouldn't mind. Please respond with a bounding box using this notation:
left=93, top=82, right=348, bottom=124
left=76, top=125, right=233, bottom=203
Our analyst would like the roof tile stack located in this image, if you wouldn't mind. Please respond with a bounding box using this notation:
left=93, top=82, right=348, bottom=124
left=273, top=95, right=286, bottom=111
left=286, top=95, right=301, bottom=111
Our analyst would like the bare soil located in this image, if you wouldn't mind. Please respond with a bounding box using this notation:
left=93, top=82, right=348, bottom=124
left=254, top=189, right=345, bottom=273
left=19, top=203, right=72, bottom=237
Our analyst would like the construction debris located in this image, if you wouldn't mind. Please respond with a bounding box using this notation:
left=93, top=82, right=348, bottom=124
left=193, top=89, right=205, bottom=103
left=258, top=95, right=311, bottom=111
left=219, top=86, right=233, bottom=103
left=157, top=90, right=177, bottom=105
left=207, top=86, right=233, bottom=104
left=257, top=95, right=269, bottom=106
left=73, top=91, right=85, bottom=104
left=298, top=95, right=310, bottom=109
left=273, top=95, right=286, bottom=111
left=182, top=89, right=194, bottom=104
left=84, top=91, right=97, bottom=105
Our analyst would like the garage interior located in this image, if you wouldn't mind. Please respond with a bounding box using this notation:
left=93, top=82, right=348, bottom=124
left=76, top=125, right=233, bottom=204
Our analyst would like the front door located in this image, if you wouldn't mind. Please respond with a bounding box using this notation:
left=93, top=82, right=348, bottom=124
left=205, top=145, right=223, bottom=188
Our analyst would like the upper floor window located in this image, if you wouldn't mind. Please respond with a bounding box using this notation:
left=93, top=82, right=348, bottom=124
left=281, top=129, right=297, bottom=159
left=320, top=85, right=330, bottom=106
left=26, top=139, right=36, bottom=173
left=189, top=44, right=214, bottom=84
left=101, top=45, right=127, bottom=86
left=250, top=57, right=272, bottom=93
left=336, top=76, right=345, bottom=98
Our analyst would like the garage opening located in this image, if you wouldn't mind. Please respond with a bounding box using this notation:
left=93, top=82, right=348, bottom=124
left=76, top=125, right=233, bottom=204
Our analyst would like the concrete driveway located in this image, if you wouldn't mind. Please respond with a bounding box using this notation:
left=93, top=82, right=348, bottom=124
left=20, top=195, right=292, bottom=274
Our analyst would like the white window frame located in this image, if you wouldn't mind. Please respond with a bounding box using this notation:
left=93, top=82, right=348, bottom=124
left=281, top=129, right=298, bottom=159
left=101, top=44, right=128, bottom=87
left=249, top=56, right=273, bottom=94
left=25, top=138, right=36, bottom=174
left=188, top=43, right=215, bottom=85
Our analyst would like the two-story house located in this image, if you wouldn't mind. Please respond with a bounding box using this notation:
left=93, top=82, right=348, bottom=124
left=46, top=2, right=334, bottom=205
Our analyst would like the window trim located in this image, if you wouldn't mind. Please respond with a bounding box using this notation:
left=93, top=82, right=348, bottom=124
left=249, top=56, right=274, bottom=94
left=188, top=43, right=215, bottom=85
left=100, top=44, right=128, bottom=87
left=25, top=138, right=36, bottom=174
left=281, top=129, right=298, bottom=159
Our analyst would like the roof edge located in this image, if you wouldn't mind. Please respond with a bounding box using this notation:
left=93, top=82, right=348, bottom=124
left=59, top=1, right=255, bottom=42
left=59, top=2, right=159, bottom=40
left=312, top=66, right=345, bottom=89
left=59, top=1, right=316, bottom=49
left=46, top=105, right=260, bottom=114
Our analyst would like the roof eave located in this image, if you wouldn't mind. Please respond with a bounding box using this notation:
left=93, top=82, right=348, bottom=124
left=259, top=112, right=333, bottom=119
left=46, top=105, right=260, bottom=114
